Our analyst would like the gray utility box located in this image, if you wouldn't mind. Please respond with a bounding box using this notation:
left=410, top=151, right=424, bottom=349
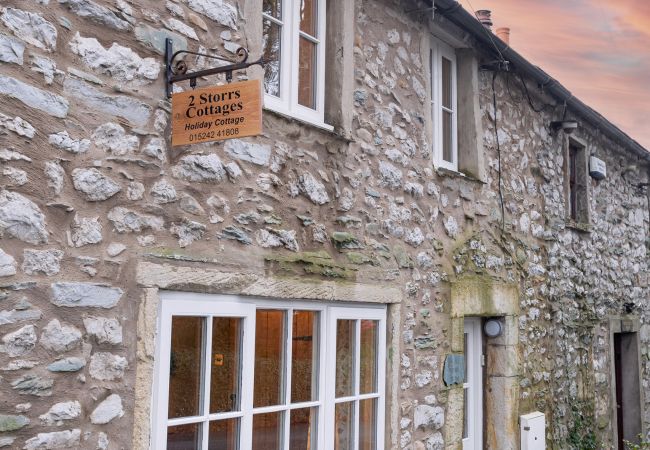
left=520, top=411, right=545, bottom=450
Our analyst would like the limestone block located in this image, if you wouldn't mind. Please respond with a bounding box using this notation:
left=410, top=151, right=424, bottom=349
left=1, top=324, right=37, bottom=357
left=89, top=352, right=127, bottom=381
left=72, top=168, right=121, bottom=201
left=224, top=139, right=271, bottom=166
left=91, top=122, right=139, bottom=155
left=44, top=161, right=65, bottom=195
left=414, top=405, right=444, bottom=430
left=172, top=153, right=226, bottom=182
left=22, top=249, right=63, bottom=276
left=70, top=215, right=102, bottom=247
left=39, top=401, right=81, bottom=425
left=90, top=394, right=124, bottom=424
left=83, top=316, right=122, bottom=345
left=186, top=0, right=237, bottom=29
left=0, top=249, right=16, bottom=277
left=59, top=0, right=131, bottom=30
left=23, top=429, right=81, bottom=449
left=11, top=375, right=53, bottom=396
left=0, top=8, right=57, bottom=52
left=2, top=166, right=27, bottom=186
left=0, top=113, right=34, bottom=137
left=298, top=172, right=330, bottom=205
left=0, top=33, right=24, bottom=65
left=107, top=207, right=164, bottom=233
left=40, top=319, right=82, bottom=353
left=50, top=283, right=123, bottom=308
left=0, top=414, right=29, bottom=432
left=48, top=131, right=90, bottom=154
left=47, top=357, right=86, bottom=372
left=0, top=75, right=68, bottom=118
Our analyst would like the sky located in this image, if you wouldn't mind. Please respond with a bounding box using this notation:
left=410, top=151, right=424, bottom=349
left=465, top=0, right=650, bottom=150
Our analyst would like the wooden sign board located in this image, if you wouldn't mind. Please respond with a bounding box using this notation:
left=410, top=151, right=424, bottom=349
left=171, top=79, right=262, bottom=146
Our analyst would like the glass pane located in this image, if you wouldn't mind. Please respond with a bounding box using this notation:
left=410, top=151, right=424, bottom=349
left=463, top=388, right=468, bottom=439
left=299, top=0, right=317, bottom=36
left=334, top=402, right=354, bottom=450
left=263, top=0, right=281, bottom=18
left=336, top=320, right=355, bottom=398
left=168, top=423, right=201, bottom=450
left=359, top=398, right=377, bottom=450
left=210, top=317, right=242, bottom=413
left=263, top=19, right=281, bottom=97
left=253, top=412, right=283, bottom=449
left=208, top=419, right=239, bottom=450
left=359, top=320, right=377, bottom=394
left=292, top=311, right=318, bottom=403
left=442, top=57, right=452, bottom=109
left=463, top=332, right=468, bottom=383
left=290, top=408, right=317, bottom=450
left=254, top=310, right=285, bottom=407
left=442, top=110, right=453, bottom=163
left=298, top=37, right=316, bottom=109
left=168, top=316, right=204, bottom=419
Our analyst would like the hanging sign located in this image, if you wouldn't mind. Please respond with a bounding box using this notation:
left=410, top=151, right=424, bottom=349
left=171, top=79, right=262, bottom=146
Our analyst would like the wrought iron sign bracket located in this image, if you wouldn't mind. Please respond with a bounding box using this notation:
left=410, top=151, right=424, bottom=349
left=165, top=38, right=267, bottom=98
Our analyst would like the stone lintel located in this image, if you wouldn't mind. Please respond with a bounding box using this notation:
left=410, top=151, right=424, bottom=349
left=450, top=276, right=519, bottom=318
left=136, top=261, right=402, bottom=304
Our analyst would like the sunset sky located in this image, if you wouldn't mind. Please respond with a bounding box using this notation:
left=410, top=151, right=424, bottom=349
left=467, top=0, right=650, bottom=150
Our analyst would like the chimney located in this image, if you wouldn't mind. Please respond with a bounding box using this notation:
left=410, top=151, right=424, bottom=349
left=496, top=27, right=510, bottom=45
left=476, top=10, right=493, bottom=29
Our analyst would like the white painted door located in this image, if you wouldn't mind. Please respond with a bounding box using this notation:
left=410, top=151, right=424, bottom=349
left=462, top=318, right=483, bottom=450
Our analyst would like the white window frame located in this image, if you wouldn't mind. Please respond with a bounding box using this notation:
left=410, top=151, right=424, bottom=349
left=430, top=37, right=458, bottom=171
left=462, top=318, right=483, bottom=450
left=262, top=0, right=330, bottom=130
left=152, top=292, right=386, bottom=450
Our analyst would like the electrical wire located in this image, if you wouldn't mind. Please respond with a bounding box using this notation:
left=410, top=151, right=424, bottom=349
left=516, top=72, right=556, bottom=113
left=460, top=0, right=507, bottom=64
left=492, top=71, right=505, bottom=232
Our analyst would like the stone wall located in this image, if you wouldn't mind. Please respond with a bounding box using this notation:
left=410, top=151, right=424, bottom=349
left=0, top=0, right=648, bottom=449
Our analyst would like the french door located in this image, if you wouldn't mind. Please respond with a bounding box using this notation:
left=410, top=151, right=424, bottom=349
left=462, top=318, right=483, bottom=450
left=153, top=293, right=386, bottom=450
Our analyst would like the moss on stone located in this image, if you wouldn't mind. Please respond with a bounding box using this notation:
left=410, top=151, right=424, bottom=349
left=345, top=252, right=379, bottom=266
left=265, top=251, right=358, bottom=279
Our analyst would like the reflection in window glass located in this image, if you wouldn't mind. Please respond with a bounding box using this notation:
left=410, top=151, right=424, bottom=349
left=442, top=57, right=452, bottom=109
left=263, top=19, right=282, bottom=97
left=360, top=320, right=377, bottom=394
left=298, top=37, right=317, bottom=109
left=442, top=110, right=453, bottom=163
left=210, top=317, right=242, bottom=413
left=299, top=0, right=317, bottom=35
left=208, top=419, right=239, bottom=450
left=253, top=412, right=283, bottom=450
left=334, top=401, right=354, bottom=450
left=336, top=320, right=355, bottom=398
left=359, top=398, right=377, bottom=450
left=289, top=408, right=316, bottom=450
left=292, top=311, right=318, bottom=403
left=263, top=0, right=281, bottom=18
left=254, top=310, right=286, bottom=407
left=168, top=316, right=203, bottom=419
left=168, top=422, right=201, bottom=450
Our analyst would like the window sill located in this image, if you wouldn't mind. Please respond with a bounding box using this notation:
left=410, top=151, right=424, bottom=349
left=566, top=220, right=592, bottom=233
left=435, top=166, right=485, bottom=184
left=263, top=103, right=335, bottom=133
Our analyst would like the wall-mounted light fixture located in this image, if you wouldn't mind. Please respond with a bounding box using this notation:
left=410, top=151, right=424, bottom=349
left=551, top=101, right=579, bottom=134
left=483, top=318, right=503, bottom=338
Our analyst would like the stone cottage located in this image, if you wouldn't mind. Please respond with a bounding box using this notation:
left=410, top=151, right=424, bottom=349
left=0, top=0, right=648, bottom=449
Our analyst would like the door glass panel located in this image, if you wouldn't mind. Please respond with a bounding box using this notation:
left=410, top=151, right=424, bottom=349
left=299, top=0, right=317, bottom=36
left=463, top=332, right=468, bottom=383
left=210, top=317, right=242, bottom=413
left=359, top=398, right=377, bottom=450
left=168, top=316, right=204, bottom=419
left=463, top=387, right=469, bottom=439
left=167, top=422, right=201, bottom=450
left=360, top=320, right=377, bottom=394
left=253, top=412, right=283, bottom=449
left=254, top=310, right=286, bottom=407
left=292, top=311, right=318, bottom=403
left=334, top=401, right=354, bottom=450
left=298, top=37, right=317, bottom=109
left=336, top=320, right=355, bottom=398
left=290, top=407, right=317, bottom=450
left=208, top=419, right=239, bottom=450
left=263, top=19, right=282, bottom=97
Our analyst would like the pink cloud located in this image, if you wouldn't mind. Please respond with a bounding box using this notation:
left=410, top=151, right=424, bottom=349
left=466, top=0, right=650, bottom=149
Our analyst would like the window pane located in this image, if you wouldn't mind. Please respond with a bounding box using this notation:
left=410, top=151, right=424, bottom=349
left=463, top=388, right=469, bottom=439
left=254, top=310, right=285, bottom=407
left=360, top=320, right=377, bottom=394
left=292, top=311, right=318, bottom=403
left=336, top=320, right=355, bottom=398
left=168, top=422, right=201, bottom=450
left=359, top=398, right=377, bottom=450
left=263, top=0, right=281, bottom=19
left=442, top=57, right=452, bottom=109
left=298, top=37, right=317, bottom=109
left=253, top=412, right=283, bottom=449
left=168, top=316, right=204, bottom=419
left=442, top=110, right=453, bottom=163
left=208, top=419, right=239, bottom=450
left=210, top=317, right=242, bottom=413
left=263, top=19, right=282, bottom=97
left=290, top=407, right=317, bottom=450
left=463, top=332, right=468, bottom=383
left=300, top=0, right=317, bottom=36
left=334, top=401, right=354, bottom=450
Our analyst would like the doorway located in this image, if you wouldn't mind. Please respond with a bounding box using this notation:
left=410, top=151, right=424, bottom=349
left=463, top=318, right=483, bottom=450
left=613, top=332, right=642, bottom=449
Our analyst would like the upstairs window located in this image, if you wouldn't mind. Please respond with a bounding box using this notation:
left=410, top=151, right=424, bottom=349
left=263, top=0, right=327, bottom=127
left=430, top=38, right=458, bottom=171
left=566, top=140, right=589, bottom=225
